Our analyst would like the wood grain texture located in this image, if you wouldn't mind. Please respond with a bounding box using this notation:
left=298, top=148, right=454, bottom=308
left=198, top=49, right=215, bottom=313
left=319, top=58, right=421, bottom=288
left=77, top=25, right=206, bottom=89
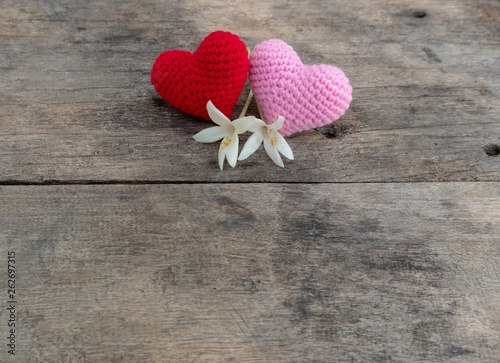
left=2, top=1, right=500, bottom=362
left=1, top=0, right=499, bottom=182
left=1, top=183, right=499, bottom=362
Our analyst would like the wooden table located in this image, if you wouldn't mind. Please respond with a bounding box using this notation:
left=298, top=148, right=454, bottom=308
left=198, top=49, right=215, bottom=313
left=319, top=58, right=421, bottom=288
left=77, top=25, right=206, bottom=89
left=1, top=0, right=499, bottom=361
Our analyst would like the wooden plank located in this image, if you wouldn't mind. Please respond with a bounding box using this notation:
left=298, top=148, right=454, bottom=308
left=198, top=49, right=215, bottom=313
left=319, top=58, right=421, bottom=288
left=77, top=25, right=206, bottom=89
left=1, top=0, right=499, bottom=182
left=1, top=183, right=499, bottom=361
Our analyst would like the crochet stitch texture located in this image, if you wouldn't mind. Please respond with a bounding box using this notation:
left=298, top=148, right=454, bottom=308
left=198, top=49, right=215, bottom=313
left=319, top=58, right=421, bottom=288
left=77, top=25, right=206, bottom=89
left=249, top=39, right=352, bottom=136
left=151, top=31, right=249, bottom=120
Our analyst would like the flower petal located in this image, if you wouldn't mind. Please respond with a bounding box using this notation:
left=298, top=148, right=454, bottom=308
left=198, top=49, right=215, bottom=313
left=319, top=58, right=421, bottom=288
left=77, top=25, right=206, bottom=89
left=268, top=115, right=285, bottom=131
left=218, top=141, right=226, bottom=170
left=207, top=101, right=232, bottom=127
left=225, top=131, right=239, bottom=168
left=247, top=118, right=267, bottom=133
left=264, top=138, right=284, bottom=168
left=193, top=126, right=228, bottom=143
left=232, top=116, right=257, bottom=134
left=238, top=131, right=264, bottom=161
left=274, top=132, right=294, bottom=160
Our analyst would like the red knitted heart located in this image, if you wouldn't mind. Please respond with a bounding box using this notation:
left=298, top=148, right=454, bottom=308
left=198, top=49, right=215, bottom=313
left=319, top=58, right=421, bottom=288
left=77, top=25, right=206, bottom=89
left=151, top=31, right=249, bottom=120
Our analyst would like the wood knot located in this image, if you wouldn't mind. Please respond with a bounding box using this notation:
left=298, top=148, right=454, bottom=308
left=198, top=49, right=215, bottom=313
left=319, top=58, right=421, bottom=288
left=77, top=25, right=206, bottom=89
left=484, top=144, right=500, bottom=156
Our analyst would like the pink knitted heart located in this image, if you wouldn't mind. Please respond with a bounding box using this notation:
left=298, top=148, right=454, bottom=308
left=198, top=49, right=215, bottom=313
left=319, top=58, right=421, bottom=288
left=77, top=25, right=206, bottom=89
left=249, top=39, right=352, bottom=136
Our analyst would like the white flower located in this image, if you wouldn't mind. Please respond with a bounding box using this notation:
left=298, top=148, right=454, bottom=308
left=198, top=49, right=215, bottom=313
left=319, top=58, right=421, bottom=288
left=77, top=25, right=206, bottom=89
left=193, top=101, right=256, bottom=170
left=238, top=116, right=294, bottom=167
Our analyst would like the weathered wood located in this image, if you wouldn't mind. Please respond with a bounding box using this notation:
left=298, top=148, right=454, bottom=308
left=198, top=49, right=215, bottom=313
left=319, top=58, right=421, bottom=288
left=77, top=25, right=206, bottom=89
left=2, top=0, right=500, bottom=362
left=1, top=0, right=499, bottom=182
left=1, top=183, right=499, bottom=361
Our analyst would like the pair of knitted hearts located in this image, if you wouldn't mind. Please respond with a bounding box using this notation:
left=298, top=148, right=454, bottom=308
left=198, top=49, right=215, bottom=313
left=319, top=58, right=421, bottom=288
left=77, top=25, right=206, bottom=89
left=151, top=31, right=352, bottom=136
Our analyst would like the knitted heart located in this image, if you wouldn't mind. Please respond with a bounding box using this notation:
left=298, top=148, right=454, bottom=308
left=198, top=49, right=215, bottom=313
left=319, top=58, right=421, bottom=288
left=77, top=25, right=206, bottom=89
left=249, top=39, right=352, bottom=136
left=151, top=31, right=249, bottom=120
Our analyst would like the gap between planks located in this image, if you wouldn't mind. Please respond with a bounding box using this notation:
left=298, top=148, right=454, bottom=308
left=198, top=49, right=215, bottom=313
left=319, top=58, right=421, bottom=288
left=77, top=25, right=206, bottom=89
left=0, top=180, right=499, bottom=186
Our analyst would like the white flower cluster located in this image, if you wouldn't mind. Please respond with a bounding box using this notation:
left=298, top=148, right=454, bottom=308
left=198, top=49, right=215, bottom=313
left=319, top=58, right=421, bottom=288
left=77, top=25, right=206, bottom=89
left=193, top=101, right=294, bottom=170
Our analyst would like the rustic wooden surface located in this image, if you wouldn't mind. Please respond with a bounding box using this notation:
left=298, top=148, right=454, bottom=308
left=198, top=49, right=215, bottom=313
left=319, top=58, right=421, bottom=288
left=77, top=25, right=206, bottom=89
left=1, top=0, right=499, bottom=182
left=1, top=0, right=500, bottom=362
left=1, top=183, right=499, bottom=362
